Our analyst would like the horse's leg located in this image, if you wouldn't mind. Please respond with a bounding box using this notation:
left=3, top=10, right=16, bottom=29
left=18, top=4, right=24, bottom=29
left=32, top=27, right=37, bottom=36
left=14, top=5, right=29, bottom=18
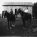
left=28, top=17, right=32, bottom=28
left=8, top=20, right=10, bottom=31
left=2, top=14, right=3, bottom=18
left=28, top=18, right=32, bottom=32
left=26, top=17, right=32, bottom=32
left=12, top=21, right=14, bottom=28
left=7, top=20, right=9, bottom=28
left=10, top=21, right=12, bottom=28
left=23, top=20, right=26, bottom=27
left=10, top=21, right=14, bottom=29
left=22, top=18, right=26, bottom=28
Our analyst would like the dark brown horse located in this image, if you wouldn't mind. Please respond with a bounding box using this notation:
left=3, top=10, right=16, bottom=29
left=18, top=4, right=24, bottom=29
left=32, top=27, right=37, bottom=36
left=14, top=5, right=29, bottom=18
left=18, top=9, right=32, bottom=28
left=4, top=11, right=15, bottom=31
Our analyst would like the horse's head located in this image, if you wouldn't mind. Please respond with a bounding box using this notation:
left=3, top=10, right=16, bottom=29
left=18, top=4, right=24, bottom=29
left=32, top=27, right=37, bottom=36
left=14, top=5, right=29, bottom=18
left=18, top=9, right=21, bottom=14
left=4, top=11, right=8, bottom=18
left=18, top=9, right=24, bottom=15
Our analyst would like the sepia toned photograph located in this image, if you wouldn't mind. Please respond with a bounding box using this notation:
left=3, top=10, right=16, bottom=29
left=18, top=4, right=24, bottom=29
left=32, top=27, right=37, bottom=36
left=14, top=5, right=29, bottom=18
left=0, top=0, right=37, bottom=37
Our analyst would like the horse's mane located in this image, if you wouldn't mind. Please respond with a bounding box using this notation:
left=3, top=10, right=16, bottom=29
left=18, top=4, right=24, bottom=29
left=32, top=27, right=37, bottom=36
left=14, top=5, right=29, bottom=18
left=4, top=11, right=10, bottom=18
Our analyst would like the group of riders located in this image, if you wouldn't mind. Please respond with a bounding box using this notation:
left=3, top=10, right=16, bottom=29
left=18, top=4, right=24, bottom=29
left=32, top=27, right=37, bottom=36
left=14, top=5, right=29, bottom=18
left=2, top=8, right=32, bottom=31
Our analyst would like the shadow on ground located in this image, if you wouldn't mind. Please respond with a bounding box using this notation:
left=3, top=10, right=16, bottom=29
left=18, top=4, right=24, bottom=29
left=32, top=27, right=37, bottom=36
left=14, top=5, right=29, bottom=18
left=0, top=18, right=37, bottom=36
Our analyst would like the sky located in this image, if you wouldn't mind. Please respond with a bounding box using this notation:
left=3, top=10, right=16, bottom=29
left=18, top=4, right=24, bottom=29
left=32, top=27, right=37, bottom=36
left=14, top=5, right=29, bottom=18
left=0, top=0, right=37, bottom=14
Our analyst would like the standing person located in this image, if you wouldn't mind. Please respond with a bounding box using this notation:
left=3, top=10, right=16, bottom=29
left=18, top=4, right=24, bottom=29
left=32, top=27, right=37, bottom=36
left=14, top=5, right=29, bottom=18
left=15, top=9, right=18, bottom=18
left=10, top=9, right=13, bottom=15
left=2, top=11, right=5, bottom=18
left=10, top=9, right=15, bottom=28
left=2, top=11, right=3, bottom=18
left=15, top=9, right=17, bottom=15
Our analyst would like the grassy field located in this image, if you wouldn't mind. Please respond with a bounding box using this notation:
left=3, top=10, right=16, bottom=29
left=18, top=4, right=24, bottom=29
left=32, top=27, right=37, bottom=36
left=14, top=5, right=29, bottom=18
left=0, top=17, right=37, bottom=36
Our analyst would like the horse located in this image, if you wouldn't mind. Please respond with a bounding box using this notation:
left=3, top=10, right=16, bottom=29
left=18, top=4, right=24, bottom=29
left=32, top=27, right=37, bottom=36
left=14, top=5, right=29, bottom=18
left=15, top=9, right=19, bottom=18
left=2, top=11, right=5, bottom=18
left=4, top=11, right=15, bottom=31
left=18, top=9, right=32, bottom=28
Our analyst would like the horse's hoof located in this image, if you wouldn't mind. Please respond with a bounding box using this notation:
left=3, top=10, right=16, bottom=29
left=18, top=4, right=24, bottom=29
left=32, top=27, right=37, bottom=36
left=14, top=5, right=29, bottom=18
left=12, top=25, right=15, bottom=27
left=10, top=27, right=12, bottom=29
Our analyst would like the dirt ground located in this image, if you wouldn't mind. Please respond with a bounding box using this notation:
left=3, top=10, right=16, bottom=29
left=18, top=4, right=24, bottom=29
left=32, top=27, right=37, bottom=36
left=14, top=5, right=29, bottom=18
left=0, top=17, right=37, bottom=36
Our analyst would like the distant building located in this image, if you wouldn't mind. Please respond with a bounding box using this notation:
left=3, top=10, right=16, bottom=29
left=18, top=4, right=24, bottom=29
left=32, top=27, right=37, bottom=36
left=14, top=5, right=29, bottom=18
left=2, top=2, right=33, bottom=17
